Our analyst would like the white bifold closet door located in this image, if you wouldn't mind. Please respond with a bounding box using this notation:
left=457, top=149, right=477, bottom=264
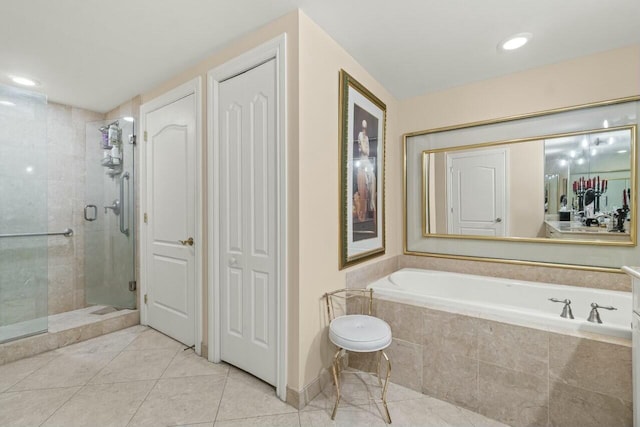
left=218, top=58, right=277, bottom=385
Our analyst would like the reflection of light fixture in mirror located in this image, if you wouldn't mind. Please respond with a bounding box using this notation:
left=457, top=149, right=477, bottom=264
left=123, top=116, right=134, bottom=122
left=0, top=100, right=15, bottom=107
left=497, top=32, right=532, bottom=52
left=569, top=150, right=576, bottom=158
left=591, top=148, right=597, bottom=156
left=603, top=119, right=609, bottom=128
left=618, top=150, right=628, bottom=154
left=559, top=159, right=567, bottom=166
left=355, top=160, right=361, bottom=167
left=581, top=137, right=588, bottom=148
left=25, top=166, right=34, bottom=174
left=577, top=158, right=585, bottom=165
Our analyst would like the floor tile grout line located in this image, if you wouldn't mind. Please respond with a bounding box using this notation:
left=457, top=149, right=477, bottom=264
left=123, top=378, right=160, bottom=427
left=212, top=367, right=232, bottom=425
left=40, top=334, right=140, bottom=426
left=125, top=342, right=183, bottom=426
left=36, top=385, right=85, bottom=427
left=5, top=351, right=65, bottom=392
left=1, top=326, right=146, bottom=393
left=36, top=342, right=123, bottom=427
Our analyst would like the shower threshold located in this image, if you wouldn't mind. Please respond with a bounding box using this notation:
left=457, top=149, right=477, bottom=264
left=0, top=305, right=139, bottom=365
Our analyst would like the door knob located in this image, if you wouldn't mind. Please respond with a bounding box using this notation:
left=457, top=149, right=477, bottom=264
left=495, top=218, right=502, bottom=223
left=178, top=237, right=194, bottom=246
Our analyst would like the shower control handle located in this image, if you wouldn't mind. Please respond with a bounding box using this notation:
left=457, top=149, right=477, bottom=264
left=84, top=205, right=97, bottom=221
left=104, top=200, right=120, bottom=216
left=179, top=237, right=194, bottom=246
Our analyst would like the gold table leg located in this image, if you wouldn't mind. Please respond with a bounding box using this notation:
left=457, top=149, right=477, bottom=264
left=380, top=350, right=392, bottom=424
left=331, top=349, right=342, bottom=420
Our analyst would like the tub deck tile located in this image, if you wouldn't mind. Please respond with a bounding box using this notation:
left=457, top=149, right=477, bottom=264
left=478, top=362, right=548, bottom=427
left=478, top=319, right=549, bottom=377
left=549, top=333, right=632, bottom=402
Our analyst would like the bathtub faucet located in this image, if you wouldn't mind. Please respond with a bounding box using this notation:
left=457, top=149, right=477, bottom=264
left=587, top=303, right=617, bottom=324
left=548, top=298, right=574, bottom=319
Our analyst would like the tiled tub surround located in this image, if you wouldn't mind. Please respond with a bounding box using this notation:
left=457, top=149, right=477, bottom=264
left=350, top=297, right=632, bottom=427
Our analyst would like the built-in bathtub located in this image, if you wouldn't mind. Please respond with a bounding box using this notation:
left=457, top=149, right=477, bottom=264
left=347, top=268, right=633, bottom=427
left=368, top=268, right=631, bottom=340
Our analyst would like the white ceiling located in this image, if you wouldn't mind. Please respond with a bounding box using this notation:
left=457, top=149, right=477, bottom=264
left=1, top=0, right=639, bottom=112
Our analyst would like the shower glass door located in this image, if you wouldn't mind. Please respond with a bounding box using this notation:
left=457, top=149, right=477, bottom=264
left=84, top=118, right=136, bottom=309
left=0, top=84, right=49, bottom=343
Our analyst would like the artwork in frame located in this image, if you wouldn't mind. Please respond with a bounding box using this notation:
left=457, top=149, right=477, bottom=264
left=339, top=69, right=386, bottom=269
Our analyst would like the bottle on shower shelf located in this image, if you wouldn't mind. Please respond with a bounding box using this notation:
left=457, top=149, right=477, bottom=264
left=108, top=123, right=121, bottom=147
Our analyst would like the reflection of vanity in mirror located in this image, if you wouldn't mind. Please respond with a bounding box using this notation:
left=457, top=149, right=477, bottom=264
left=421, top=124, right=636, bottom=245
left=544, top=127, right=634, bottom=242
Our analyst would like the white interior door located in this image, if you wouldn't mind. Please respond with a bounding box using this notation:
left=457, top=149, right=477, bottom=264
left=143, top=93, right=197, bottom=347
left=218, top=58, right=277, bottom=385
left=447, top=149, right=507, bottom=236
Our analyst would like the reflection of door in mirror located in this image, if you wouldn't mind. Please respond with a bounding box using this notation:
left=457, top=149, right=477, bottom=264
left=446, top=149, right=507, bottom=236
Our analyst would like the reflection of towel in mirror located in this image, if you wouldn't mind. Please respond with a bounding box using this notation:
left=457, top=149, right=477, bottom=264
left=585, top=202, right=595, bottom=218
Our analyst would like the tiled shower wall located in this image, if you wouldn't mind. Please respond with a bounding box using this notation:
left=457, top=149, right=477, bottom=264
left=46, top=103, right=104, bottom=314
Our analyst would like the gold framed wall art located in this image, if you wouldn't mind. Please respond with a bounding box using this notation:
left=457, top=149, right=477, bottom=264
left=339, top=70, right=386, bottom=269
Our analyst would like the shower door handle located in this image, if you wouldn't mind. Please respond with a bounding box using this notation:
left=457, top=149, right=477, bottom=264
left=84, top=205, right=97, bottom=221
left=119, top=172, right=130, bottom=236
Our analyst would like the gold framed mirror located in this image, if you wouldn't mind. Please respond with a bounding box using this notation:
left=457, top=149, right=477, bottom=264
left=421, top=125, right=636, bottom=246
left=404, top=96, right=640, bottom=272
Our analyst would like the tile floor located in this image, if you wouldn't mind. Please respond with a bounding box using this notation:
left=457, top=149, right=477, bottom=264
left=0, top=326, right=509, bottom=426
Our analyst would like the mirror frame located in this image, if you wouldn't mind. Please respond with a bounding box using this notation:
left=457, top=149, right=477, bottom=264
left=420, top=125, right=637, bottom=246
left=403, top=95, right=640, bottom=273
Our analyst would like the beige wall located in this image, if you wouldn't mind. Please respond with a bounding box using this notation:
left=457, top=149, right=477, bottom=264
left=508, top=141, right=545, bottom=238
left=296, top=13, right=400, bottom=389
left=400, top=45, right=640, bottom=134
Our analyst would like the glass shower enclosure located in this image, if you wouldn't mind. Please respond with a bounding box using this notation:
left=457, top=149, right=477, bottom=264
left=84, top=118, right=136, bottom=309
left=0, top=81, right=136, bottom=343
left=0, top=85, right=49, bottom=342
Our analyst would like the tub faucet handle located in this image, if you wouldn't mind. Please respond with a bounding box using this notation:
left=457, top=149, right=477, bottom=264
left=549, top=298, right=574, bottom=319
left=587, top=302, right=617, bottom=324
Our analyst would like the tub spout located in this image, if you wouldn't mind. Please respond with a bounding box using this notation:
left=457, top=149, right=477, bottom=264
left=587, top=303, right=617, bottom=324
left=549, top=298, right=574, bottom=319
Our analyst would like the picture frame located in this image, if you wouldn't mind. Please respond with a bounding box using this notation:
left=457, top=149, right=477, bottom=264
left=339, top=69, right=386, bottom=269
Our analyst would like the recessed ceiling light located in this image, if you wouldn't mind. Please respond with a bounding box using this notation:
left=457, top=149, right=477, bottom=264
left=577, top=158, right=585, bottom=165
left=591, top=148, right=597, bottom=156
left=10, top=75, right=39, bottom=87
left=123, top=116, right=134, bottom=122
left=608, top=137, right=614, bottom=145
left=498, top=32, right=532, bottom=52
left=569, top=150, right=576, bottom=158
left=0, top=100, right=16, bottom=107
left=603, top=119, right=609, bottom=128
left=618, top=150, right=628, bottom=154
left=581, top=137, right=588, bottom=148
